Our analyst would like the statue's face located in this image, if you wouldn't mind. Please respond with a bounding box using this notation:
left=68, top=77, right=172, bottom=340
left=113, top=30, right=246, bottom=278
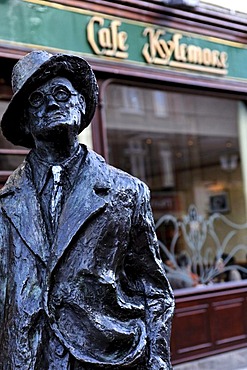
left=26, top=77, right=85, bottom=139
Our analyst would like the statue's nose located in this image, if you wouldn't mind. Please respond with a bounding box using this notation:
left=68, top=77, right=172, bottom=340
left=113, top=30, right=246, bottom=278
left=46, top=94, right=59, bottom=109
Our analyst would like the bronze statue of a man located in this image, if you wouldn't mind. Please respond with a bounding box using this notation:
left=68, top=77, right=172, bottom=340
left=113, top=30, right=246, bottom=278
left=0, top=50, right=174, bottom=369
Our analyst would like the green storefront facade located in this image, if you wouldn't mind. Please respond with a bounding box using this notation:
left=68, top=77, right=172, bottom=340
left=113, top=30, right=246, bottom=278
left=1, top=0, right=247, bottom=83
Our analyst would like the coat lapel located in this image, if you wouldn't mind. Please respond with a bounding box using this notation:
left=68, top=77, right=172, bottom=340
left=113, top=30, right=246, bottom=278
left=0, top=150, right=111, bottom=270
left=49, top=150, right=111, bottom=271
left=0, top=162, right=50, bottom=265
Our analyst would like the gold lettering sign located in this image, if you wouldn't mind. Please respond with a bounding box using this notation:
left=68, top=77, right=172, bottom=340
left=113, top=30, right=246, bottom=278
left=86, top=16, right=228, bottom=75
left=87, top=16, right=129, bottom=59
left=142, top=28, right=228, bottom=75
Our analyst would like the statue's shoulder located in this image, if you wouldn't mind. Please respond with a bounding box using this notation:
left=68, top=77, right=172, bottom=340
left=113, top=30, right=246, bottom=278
left=0, top=160, right=29, bottom=198
left=87, top=149, right=149, bottom=195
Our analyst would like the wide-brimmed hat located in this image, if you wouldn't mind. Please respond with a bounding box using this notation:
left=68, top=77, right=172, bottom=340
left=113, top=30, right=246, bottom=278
left=1, top=50, right=99, bottom=148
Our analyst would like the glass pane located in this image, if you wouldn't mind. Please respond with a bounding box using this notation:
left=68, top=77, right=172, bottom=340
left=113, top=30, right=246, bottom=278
left=0, top=101, right=28, bottom=180
left=104, top=82, right=247, bottom=287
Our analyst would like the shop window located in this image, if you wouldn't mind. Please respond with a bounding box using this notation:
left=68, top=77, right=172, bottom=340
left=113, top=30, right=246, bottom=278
left=103, top=82, right=247, bottom=288
left=152, top=90, right=168, bottom=118
left=0, top=101, right=27, bottom=186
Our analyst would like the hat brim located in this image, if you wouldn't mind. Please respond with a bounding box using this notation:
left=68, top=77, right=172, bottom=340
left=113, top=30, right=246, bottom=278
left=1, top=54, right=99, bottom=148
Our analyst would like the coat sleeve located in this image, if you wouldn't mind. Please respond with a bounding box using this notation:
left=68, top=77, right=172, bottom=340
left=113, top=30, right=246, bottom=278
left=129, top=181, right=174, bottom=370
left=0, top=208, right=8, bottom=329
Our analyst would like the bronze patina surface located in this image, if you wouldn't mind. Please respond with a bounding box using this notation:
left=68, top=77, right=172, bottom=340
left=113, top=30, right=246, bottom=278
left=0, top=50, right=174, bottom=369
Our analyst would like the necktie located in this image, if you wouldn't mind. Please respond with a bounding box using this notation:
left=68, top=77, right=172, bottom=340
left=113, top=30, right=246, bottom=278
left=51, top=165, right=63, bottom=229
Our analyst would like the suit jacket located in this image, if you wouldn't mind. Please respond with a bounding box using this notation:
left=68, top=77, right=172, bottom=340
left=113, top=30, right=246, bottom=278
left=0, top=148, right=174, bottom=370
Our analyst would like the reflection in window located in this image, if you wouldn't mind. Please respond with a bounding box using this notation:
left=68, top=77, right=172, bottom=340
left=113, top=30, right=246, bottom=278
left=104, top=82, right=247, bottom=286
left=121, top=86, right=144, bottom=114
left=152, top=90, right=168, bottom=118
left=0, top=101, right=28, bottom=185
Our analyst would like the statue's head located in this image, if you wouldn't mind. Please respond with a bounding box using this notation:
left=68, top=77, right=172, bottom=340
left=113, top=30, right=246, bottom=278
left=0, top=50, right=99, bottom=148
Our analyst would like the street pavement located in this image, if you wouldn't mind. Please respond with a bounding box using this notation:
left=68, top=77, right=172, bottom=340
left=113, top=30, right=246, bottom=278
left=173, top=348, right=247, bottom=370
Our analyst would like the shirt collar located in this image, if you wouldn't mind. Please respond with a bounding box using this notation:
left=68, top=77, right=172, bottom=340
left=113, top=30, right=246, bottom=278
left=27, top=144, right=87, bottom=194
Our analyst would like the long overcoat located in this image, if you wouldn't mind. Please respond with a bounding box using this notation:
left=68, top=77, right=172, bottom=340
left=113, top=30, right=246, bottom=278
left=0, top=148, right=174, bottom=369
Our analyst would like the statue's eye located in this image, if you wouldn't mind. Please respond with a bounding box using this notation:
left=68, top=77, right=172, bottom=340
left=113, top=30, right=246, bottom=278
left=53, top=86, right=71, bottom=102
left=28, top=91, right=44, bottom=108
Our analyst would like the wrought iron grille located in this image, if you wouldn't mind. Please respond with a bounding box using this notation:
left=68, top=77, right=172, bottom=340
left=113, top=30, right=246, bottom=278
left=156, top=205, right=247, bottom=286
